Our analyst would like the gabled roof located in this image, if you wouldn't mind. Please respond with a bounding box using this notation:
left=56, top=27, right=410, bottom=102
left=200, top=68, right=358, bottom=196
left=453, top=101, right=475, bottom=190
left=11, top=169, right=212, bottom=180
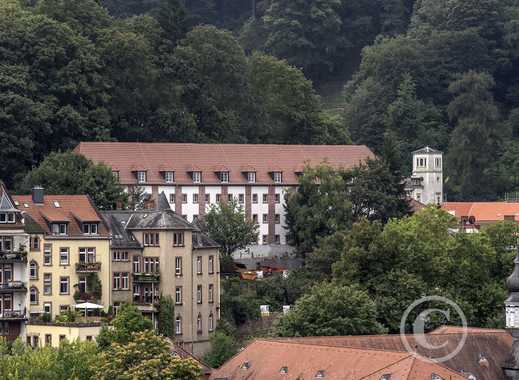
left=0, top=182, right=18, bottom=212
left=442, top=202, right=519, bottom=222
left=75, top=142, right=375, bottom=185
left=12, top=195, right=109, bottom=237
left=413, top=146, right=442, bottom=154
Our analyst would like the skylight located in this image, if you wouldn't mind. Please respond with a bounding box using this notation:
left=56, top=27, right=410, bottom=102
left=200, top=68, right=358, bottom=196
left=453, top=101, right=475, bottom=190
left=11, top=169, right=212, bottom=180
left=315, top=370, right=325, bottom=378
left=53, top=201, right=60, bottom=208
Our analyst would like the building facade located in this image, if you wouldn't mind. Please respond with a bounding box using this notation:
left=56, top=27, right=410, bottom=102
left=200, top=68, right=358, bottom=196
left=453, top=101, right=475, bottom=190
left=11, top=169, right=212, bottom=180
left=102, top=194, right=220, bottom=356
left=406, top=146, right=444, bottom=205
left=75, top=142, right=375, bottom=256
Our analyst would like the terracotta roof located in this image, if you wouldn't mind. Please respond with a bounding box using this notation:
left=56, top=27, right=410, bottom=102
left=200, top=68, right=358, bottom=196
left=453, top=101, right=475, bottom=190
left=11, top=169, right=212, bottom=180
left=13, top=195, right=109, bottom=237
left=75, top=142, right=375, bottom=185
left=442, top=202, right=519, bottom=222
left=210, top=340, right=467, bottom=380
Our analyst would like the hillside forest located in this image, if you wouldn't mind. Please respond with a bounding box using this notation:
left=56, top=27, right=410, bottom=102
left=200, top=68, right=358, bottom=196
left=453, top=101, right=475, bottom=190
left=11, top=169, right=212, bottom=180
left=2, top=0, right=519, bottom=201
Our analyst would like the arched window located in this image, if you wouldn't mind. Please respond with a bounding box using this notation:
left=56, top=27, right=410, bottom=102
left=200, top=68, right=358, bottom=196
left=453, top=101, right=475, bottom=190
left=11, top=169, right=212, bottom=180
left=175, top=315, right=182, bottom=335
left=30, top=287, right=39, bottom=305
left=208, top=312, right=214, bottom=332
left=29, top=261, right=38, bottom=280
left=197, top=313, right=202, bottom=333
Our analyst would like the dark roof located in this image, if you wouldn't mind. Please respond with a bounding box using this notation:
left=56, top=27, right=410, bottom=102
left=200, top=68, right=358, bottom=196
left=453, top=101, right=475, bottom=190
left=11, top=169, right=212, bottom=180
left=75, top=142, right=375, bottom=186
left=156, top=192, right=171, bottom=212
left=125, top=210, right=194, bottom=230
left=234, top=257, right=303, bottom=271
left=192, top=231, right=219, bottom=249
left=413, top=146, right=442, bottom=154
left=101, top=211, right=141, bottom=249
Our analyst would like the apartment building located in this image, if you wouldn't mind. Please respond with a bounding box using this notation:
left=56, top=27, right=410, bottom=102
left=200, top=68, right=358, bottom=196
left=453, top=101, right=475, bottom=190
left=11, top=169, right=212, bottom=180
left=102, top=193, right=220, bottom=356
left=75, top=142, right=374, bottom=256
left=0, top=182, right=28, bottom=342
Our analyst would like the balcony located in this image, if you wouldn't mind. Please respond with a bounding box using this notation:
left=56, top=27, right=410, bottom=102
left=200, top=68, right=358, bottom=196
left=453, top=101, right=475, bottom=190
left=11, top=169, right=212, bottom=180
left=0, top=310, right=26, bottom=320
left=75, top=262, right=101, bottom=273
left=0, top=250, right=27, bottom=263
left=0, top=281, right=26, bottom=293
left=133, top=273, right=160, bottom=283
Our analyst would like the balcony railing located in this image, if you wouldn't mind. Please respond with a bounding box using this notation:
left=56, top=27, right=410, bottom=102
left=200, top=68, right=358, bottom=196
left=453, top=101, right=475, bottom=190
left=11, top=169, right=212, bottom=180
left=133, top=273, right=160, bottom=283
left=75, top=262, right=101, bottom=273
left=0, top=281, right=26, bottom=293
left=0, top=250, right=27, bottom=263
left=0, top=310, right=26, bottom=319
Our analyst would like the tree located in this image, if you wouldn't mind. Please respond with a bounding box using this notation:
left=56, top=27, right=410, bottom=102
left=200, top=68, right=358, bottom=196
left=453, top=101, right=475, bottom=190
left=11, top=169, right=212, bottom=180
left=445, top=71, right=501, bottom=199
left=203, top=199, right=258, bottom=257
left=18, top=151, right=127, bottom=210
left=96, top=330, right=201, bottom=380
left=158, top=295, right=175, bottom=338
left=276, top=282, right=386, bottom=337
left=203, top=329, right=237, bottom=368
left=97, top=304, right=153, bottom=349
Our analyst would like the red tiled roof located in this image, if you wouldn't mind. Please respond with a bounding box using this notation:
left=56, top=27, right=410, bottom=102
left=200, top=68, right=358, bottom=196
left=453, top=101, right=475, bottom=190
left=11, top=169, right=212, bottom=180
left=75, top=142, right=375, bottom=185
left=210, top=340, right=467, bottom=380
left=442, top=202, right=519, bottom=222
left=13, top=195, right=108, bottom=237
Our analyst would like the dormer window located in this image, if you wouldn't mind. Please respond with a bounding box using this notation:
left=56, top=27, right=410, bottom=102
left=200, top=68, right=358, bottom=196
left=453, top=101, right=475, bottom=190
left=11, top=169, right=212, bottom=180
left=315, top=370, right=325, bottom=378
left=137, top=171, right=147, bottom=183
left=272, top=171, right=283, bottom=184
left=219, top=171, right=230, bottom=183
left=192, top=171, right=202, bottom=183
left=0, top=213, right=15, bottom=224
left=51, top=223, right=68, bottom=236
left=83, top=223, right=98, bottom=235
left=164, top=171, right=175, bottom=183
left=247, top=172, right=256, bottom=183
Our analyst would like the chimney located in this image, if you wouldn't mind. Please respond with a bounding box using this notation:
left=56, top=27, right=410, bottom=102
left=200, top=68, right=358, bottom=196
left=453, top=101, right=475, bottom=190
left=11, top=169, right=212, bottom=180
left=32, top=186, right=44, bottom=204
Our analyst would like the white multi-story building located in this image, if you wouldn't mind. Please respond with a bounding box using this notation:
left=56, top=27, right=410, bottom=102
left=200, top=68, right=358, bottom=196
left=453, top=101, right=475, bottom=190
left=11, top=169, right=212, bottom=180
left=406, top=146, right=443, bottom=205
left=75, top=143, right=375, bottom=256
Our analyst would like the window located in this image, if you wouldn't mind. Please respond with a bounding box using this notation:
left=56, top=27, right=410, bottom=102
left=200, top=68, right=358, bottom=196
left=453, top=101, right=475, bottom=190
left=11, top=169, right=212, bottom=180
left=196, top=256, right=202, bottom=274
left=275, top=235, right=280, bottom=244
left=59, top=335, right=66, bottom=343
left=247, top=172, right=256, bottom=183
left=209, top=284, right=214, bottom=303
left=238, top=194, right=244, bottom=204
left=113, top=272, right=121, bottom=290
left=173, top=232, right=184, bottom=247
left=209, top=313, right=214, bottom=331
left=59, top=305, right=69, bottom=314
left=30, top=236, right=40, bottom=251
left=192, top=171, right=202, bottom=183
left=252, top=214, right=258, bottom=223
left=197, top=285, right=202, bottom=303
left=209, top=256, right=215, bottom=274
left=43, top=244, right=52, bottom=265
left=280, top=367, right=288, bottom=375
left=275, top=214, right=280, bottom=224
left=219, top=171, right=230, bottom=183
left=43, top=302, right=52, bottom=314
left=59, top=248, right=69, bottom=266
left=45, top=334, right=52, bottom=346
left=137, top=171, right=147, bottom=183
left=275, top=193, right=281, bottom=204
left=416, top=158, right=427, bottom=168
left=82, top=223, right=98, bottom=235
left=169, top=193, right=175, bottom=203
left=273, top=171, right=283, bottom=183
left=416, top=192, right=422, bottom=202
left=112, top=171, right=119, bottom=182
left=226, top=194, right=232, bottom=202
left=164, top=171, right=174, bottom=183
left=113, top=251, right=129, bottom=261
left=29, top=261, right=38, bottom=280
left=51, top=223, right=67, bottom=236
left=216, top=194, right=221, bottom=203
left=205, top=194, right=210, bottom=203
left=133, top=256, right=141, bottom=273
left=262, top=235, right=268, bottom=245
left=79, top=248, right=96, bottom=263
left=30, top=287, right=38, bottom=305
left=197, top=313, right=203, bottom=333
left=435, top=157, right=442, bottom=168
left=182, top=194, right=187, bottom=204
left=86, top=336, right=93, bottom=342
left=315, top=370, right=325, bottom=379
left=175, top=257, right=182, bottom=276
left=59, top=277, right=69, bottom=295
left=175, top=316, right=182, bottom=335
left=0, top=213, right=15, bottom=224
left=143, top=232, right=160, bottom=247
left=192, top=193, right=199, bottom=204
left=262, top=214, right=268, bottom=224
left=0, top=236, right=13, bottom=252
left=252, top=194, right=258, bottom=204
left=262, top=194, right=268, bottom=204
left=175, top=286, right=182, bottom=304
left=43, top=274, right=52, bottom=295
left=78, top=276, right=87, bottom=293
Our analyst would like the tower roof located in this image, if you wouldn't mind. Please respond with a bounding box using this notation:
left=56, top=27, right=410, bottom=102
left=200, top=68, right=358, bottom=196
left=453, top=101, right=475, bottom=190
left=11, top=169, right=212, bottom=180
left=412, top=146, right=442, bottom=154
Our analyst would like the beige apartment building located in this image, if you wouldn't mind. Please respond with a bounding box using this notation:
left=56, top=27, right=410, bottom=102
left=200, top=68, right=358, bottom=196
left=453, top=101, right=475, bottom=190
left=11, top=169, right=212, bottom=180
left=102, top=193, right=220, bottom=356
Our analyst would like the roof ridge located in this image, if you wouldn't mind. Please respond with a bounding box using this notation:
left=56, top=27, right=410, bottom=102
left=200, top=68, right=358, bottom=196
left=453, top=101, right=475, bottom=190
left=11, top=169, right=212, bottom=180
left=358, top=354, right=414, bottom=379
left=258, top=339, right=410, bottom=355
